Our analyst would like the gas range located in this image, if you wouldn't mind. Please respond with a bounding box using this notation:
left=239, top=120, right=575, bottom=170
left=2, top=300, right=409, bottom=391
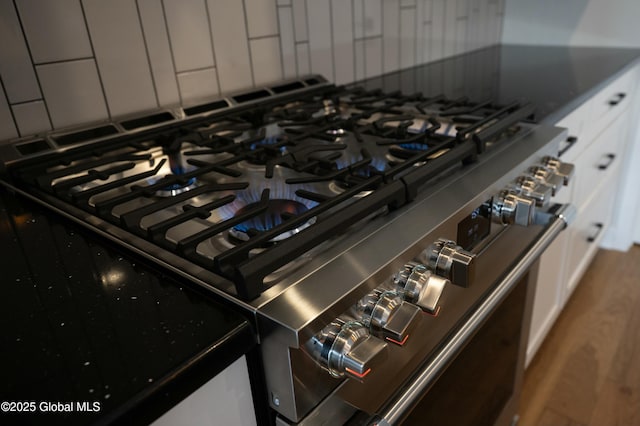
left=0, top=76, right=574, bottom=425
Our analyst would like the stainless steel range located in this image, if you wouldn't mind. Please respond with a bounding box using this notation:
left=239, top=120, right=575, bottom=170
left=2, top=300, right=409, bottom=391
left=0, top=76, right=575, bottom=425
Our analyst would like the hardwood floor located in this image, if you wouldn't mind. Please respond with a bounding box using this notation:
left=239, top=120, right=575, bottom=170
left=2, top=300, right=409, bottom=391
left=520, top=244, right=640, bottom=426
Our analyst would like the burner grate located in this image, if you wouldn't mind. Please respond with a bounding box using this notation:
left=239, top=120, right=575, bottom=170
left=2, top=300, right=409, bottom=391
left=7, top=83, right=533, bottom=300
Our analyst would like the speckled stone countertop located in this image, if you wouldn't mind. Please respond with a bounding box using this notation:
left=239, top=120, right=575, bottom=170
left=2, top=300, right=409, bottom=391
left=0, top=185, right=255, bottom=425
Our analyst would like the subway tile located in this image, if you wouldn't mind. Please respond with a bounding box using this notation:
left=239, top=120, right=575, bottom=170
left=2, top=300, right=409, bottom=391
left=443, top=0, right=458, bottom=58
left=295, top=43, right=310, bottom=75
left=208, top=0, right=253, bottom=92
left=16, top=0, right=92, bottom=64
left=36, top=59, right=109, bottom=128
left=331, top=0, right=354, bottom=85
left=163, top=0, right=215, bottom=72
left=177, top=68, right=219, bottom=104
left=457, top=0, right=469, bottom=17
left=353, top=0, right=364, bottom=39
left=456, top=18, right=468, bottom=54
left=137, top=0, right=181, bottom=106
left=244, top=0, right=278, bottom=38
left=418, top=22, right=432, bottom=65
left=83, top=0, right=157, bottom=117
left=382, top=0, right=400, bottom=73
left=306, top=0, right=333, bottom=81
left=415, top=0, right=427, bottom=64
left=0, top=84, right=18, bottom=142
left=0, top=0, right=41, bottom=103
left=364, top=0, right=382, bottom=37
left=291, top=0, right=308, bottom=42
left=399, top=7, right=416, bottom=68
left=249, top=37, right=283, bottom=86
left=364, top=37, right=382, bottom=79
left=278, top=6, right=297, bottom=79
left=354, top=40, right=365, bottom=82
left=12, top=100, right=51, bottom=136
left=487, top=0, right=501, bottom=45
left=430, top=0, right=445, bottom=61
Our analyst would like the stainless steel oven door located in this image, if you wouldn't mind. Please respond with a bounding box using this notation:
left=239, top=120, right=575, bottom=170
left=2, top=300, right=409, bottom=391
left=368, top=204, right=576, bottom=426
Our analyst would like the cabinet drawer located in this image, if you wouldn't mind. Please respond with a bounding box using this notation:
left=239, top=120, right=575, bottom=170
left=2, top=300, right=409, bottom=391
left=555, top=101, right=591, bottom=163
left=565, top=181, right=616, bottom=298
left=586, top=68, right=635, bottom=139
left=573, top=110, right=627, bottom=209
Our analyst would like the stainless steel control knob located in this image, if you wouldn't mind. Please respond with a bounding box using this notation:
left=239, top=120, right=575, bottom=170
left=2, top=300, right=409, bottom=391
left=421, top=238, right=476, bottom=288
left=542, top=156, right=575, bottom=185
left=394, top=262, right=449, bottom=314
left=529, top=165, right=564, bottom=195
left=493, top=189, right=536, bottom=226
left=356, top=289, right=421, bottom=345
left=513, top=175, right=553, bottom=207
left=307, top=318, right=388, bottom=381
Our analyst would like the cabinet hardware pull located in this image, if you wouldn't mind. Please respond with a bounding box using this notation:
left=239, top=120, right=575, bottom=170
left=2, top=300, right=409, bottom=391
left=608, top=92, right=627, bottom=106
left=587, top=222, right=604, bottom=243
left=598, top=153, right=616, bottom=170
left=559, top=136, right=578, bottom=157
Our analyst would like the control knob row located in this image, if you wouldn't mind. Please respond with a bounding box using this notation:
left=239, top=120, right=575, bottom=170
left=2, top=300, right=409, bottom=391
left=308, top=238, right=475, bottom=381
left=494, top=156, right=574, bottom=226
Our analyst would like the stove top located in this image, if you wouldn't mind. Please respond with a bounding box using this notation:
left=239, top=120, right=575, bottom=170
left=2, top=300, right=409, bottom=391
left=2, top=77, right=535, bottom=300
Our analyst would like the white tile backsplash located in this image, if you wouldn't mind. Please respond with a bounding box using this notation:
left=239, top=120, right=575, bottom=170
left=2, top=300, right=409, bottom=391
left=307, top=0, right=334, bottom=81
left=278, top=6, right=297, bottom=79
left=0, top=0, right=506, bottom=140
left=0, top=83, right=18, bottom=142
left=382, top=0, right=401, bottom=73
left=16, top=0, right=92, bottom=64
left=12, top=100, right=51, bottom=135
left=37, top=59, right=108, bottom=128
left=176, top=68, right=219, bottom=103
left=364, top=0, right=382, bottom=38
left=208, top=0, right=254, bottom=92
left=137, top=0, right=181, bottom=106
left=163, top=0, right=215, bottom=72
left=400, top=7, right=417, bottom=68
left=364, top=37, right=383, bottom=79
left=291, top=0, right=308, bottom=42
left=249, top=37, right=283, bottom=86
left=83, top=0, right=157, bottom=116
left=0, top=0, right=41, bottom=103
left=295, top=42, right=311, bottom=75
left=331, top=0, right=355, bottom=85
left=244, top=0, right=278, bottom=38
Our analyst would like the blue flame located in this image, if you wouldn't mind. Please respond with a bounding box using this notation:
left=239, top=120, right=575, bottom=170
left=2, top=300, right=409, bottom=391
left=398, top=142, right=429, bottom=151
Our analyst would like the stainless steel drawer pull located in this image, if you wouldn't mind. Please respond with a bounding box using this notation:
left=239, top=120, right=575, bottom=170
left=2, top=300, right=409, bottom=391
left=597, top=153, right=616, bottom=170
left=587, top=223, right=604, bottom=243
left=558, top=136, right=578, bottom=157
left=608, top=92, right=627, bottom=106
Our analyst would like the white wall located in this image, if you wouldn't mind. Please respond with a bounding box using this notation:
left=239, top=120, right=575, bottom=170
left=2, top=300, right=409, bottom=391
left=0, top=0, right=506, bottom=142
left=502, top=0, right=640, bottom=47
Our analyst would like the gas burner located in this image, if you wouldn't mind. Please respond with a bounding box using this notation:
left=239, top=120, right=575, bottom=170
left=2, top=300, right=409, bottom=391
left=155, top=178, right=198, bottom=197
left=152, top=150, right=198, bottom=197
left=229, top=199, right=316, bottom=243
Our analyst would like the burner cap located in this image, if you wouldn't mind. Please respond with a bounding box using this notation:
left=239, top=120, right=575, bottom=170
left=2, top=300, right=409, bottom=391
left=229, top=199, right=315, bottom=243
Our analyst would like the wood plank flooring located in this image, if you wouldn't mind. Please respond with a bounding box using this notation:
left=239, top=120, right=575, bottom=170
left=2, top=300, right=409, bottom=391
left=520, top=245, right=640, bottom=426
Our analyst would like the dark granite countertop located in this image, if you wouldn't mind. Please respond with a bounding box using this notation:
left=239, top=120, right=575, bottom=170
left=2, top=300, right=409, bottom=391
left=0, top=186, right=256, bottom=425
left=357, top=44, right=640, bottom=125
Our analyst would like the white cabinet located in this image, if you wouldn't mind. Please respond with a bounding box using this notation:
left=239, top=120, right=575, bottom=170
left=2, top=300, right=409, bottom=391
left=152, top=356, right=257, bottom=426
left=526, top=66, right=638, bottom=366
